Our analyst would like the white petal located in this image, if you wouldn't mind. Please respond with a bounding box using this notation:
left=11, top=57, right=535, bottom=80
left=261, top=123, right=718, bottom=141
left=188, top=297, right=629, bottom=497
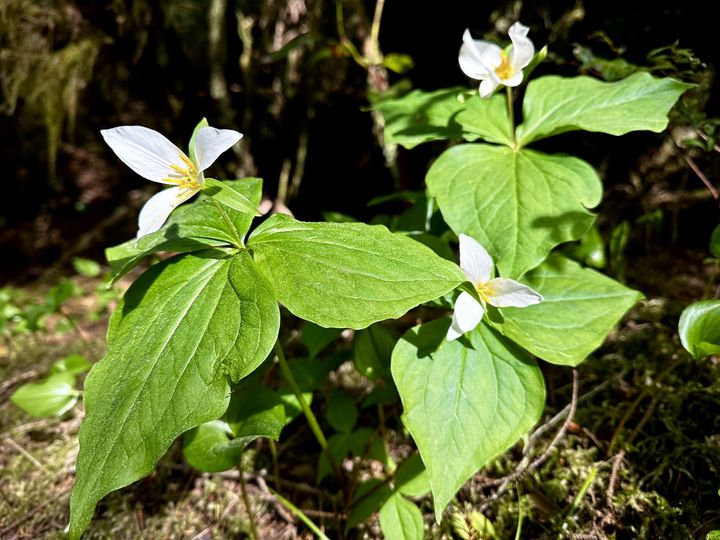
left=479, top=77, right=500, bottom=97
left=459, top=29, right=502, bottom=80
left=486, top=277, right=543, bottom=308
left=501, top=71, right=524, bottom=87
left=137, top=186, right=196, bottom=238
left=447, top=291, right=485, bottom=340
left=508, top=21, right=535, bottom=73
left=194, top=127, right=243, bottom=171
left=101, top=126, right=187, bottom=184
left=459, top=233, right=493, bottom=284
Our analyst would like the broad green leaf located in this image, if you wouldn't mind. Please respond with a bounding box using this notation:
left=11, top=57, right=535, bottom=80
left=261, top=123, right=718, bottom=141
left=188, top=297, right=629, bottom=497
left=10, top=372, right=78, bottom=417
left=679, top=300, right=720, bottom=358
left=517, top=72, right=692, bottom=146
left=51, top=354, right=92, bottom=376
left=326, top=390, right=358, bottom=434
left=68, top=249, right=279, bottom=539
left=184, top=387, right=285, bottom=473
left=427, top=144, right=602, bottom=278
left=392, top=319, right=545, bottom=521
left=379, top=494, right=424, bottom=540
left=202, top=178, right=261, bottom=217
left=249, top=215, right=465, bottom=328
left=374, top=87, right=478, bottom=148
left=455, top=94, right=513, bottom=146
left=106, top=178, right=262, bottom=282
left=395, top=453, right=430, bottom=498
left=491, top=255, right=640, bottom=366
left=354, top=323, right=395, bottom=379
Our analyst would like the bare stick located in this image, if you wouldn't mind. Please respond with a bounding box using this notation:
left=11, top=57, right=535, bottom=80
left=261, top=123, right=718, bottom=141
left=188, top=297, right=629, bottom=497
left=480, top=369, right=579, bottom=511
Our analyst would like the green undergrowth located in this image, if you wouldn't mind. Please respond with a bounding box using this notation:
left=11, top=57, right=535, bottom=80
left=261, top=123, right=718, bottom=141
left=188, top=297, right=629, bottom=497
left=3, top=274, right=720, bottom=538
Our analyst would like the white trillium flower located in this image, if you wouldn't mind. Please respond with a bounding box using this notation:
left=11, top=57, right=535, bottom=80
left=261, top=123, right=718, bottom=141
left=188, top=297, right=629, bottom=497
left=101, top=124, right=243, bottom=238
left=447, top=234, right=543, bottom=341
left=458, top=22, right=535, bottom=98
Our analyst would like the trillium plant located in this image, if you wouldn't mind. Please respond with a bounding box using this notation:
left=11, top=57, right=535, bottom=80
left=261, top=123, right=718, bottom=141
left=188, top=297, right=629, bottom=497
left=66, top=19, right=692, bottom=539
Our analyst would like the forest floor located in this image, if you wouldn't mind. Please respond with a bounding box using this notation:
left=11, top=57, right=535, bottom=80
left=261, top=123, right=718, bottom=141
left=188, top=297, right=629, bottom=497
left=1, top=248, right=720, bottom=540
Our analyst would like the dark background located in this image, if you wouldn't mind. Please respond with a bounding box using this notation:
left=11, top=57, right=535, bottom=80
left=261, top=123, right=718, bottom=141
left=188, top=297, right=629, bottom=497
left=2, top=0, right=718, bottom=282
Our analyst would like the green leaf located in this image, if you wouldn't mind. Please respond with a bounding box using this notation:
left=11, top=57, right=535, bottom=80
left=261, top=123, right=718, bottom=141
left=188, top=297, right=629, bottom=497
left=562, top=224, right=606, bottom=269
left=491, top=255, right=641, bottom=366
left=379, top=493, right=425, bottom=540
left=106, top=178, right=262, bottom=282
left=318, top=428, right=388, bottom=482
left=347, top=478, right=393, bottom=529
left=68, top=249, right=279, bottom=539
left=455, top=94, right=513, bottom=146
left=679, top=300, right=720, bottom=358
left=189, top=117, right=209, bottom=165
left=202, top=178, right=261, bottom=217
left=395, top=453, right=430, bottom=498
left=710, top=225, right=720, bottom=259
left=427, top=144, right=602, bottom=278
left=517, top=72, right=692, bottom=146
left=374, top=87, right=478, bottom=149
left=391, top=319, right=545, bottom=521
left=184, top=386, right=286, bottom=473
left=182, top=421, right=244, bottom=473
left=326, top=390, right=358, bottom=433
left=353, top=323, right=395, bottom=379
left=382, top=52, right=415, bottom=74
left=249, top=215, right=465, bottom=328
left=707, top=529, right=720, bottom=540
left=72, top=257, right=101, bottom=277
left=10, top=372, right=79, bottom=417
left=302, top=322, right=342, bottom=358
left=51, top=354, right=92, bottom=376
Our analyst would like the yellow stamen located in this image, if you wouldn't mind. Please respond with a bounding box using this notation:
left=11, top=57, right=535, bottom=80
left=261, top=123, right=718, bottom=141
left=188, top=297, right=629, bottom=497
left=494, top=50, right=513, bottom=80
left=476, top=282, right=493, bottom=303
left=162, top=152, right=200, bottom=192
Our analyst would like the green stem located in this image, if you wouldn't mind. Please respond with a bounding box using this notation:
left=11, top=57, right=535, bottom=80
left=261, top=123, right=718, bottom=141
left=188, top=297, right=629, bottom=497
left=210, top=197, right=244, bottom=248
left=269, top=487, right=331, bottom=540
left=506, top=86, right=516, bottom=146
left=335, top=1, right=367, bottom=67
left=237, top=459, right=258, bottom=540
left=369, top=0, right=386, bottom=65
left=274, top=341, right=342, bottom=478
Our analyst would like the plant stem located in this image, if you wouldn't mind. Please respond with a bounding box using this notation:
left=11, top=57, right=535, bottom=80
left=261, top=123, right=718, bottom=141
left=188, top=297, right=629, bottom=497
left=269, top=487, right=331, bottom=540
left=269, top=438, right=282, bottom=495
left=273, top=341, right=342, bottom=478
left=210, top=197, right=244, bottom=248
left=237, top=459, right=259, bottom=540
left=506, top=86, right=516, bottom=146
left=369, top=0, right=386, bottom=65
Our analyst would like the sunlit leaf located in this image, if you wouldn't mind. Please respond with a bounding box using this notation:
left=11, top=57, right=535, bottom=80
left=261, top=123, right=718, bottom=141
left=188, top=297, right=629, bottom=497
left=679, top=300, right=720, bottom=358
left=517, top=72, right=691, bottom=146
left=68, top=249, right=279, bottom=539
left=392, top=319, right=545, bottom=521
left=427, top=144, right=602, bottom=278
left=491, top=255, right=641, bottom=366
left=249, top=215, right=464, bottom=328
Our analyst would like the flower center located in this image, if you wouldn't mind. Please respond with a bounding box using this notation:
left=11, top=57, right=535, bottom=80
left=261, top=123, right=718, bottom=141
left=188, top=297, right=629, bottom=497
left=475, top=281, right=493, bottom=303
left=494, top=50, right=513, bottom=80
left=164, top=153, right=201, bottom=194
